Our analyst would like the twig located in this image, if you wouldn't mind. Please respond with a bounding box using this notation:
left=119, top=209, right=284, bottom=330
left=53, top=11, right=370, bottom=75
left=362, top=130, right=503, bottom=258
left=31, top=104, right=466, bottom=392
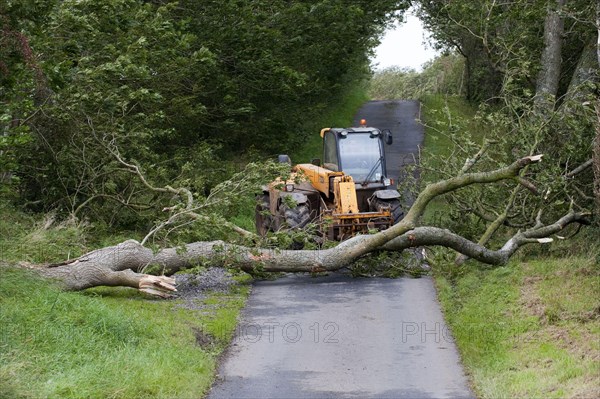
left=565, top=159, right=593, bottom=178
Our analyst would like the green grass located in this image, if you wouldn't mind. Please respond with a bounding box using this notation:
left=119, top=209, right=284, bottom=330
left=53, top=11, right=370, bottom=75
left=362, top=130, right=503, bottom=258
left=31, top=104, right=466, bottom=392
left=420, top=94, right=481, bottom=162
left=436, top=256, right=600, bottom=398
left=419, top=94, right=482, bottom=226
left=229, top=196, right=260, bottom=234
left=0, top=201, right=143, bottom=265
left=0, top=200, right=251, bottom=399
left=201, top=283, right=250, bottom=341
left=0, top=266, right=250, bottom=399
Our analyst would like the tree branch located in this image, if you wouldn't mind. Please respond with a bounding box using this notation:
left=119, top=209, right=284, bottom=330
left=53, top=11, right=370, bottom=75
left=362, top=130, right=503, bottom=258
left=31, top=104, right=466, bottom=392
left=460, top=139, right=496, bottom=174
left=384, top=211, right=590, bottom=266
left=37, top=208, right=590, bottom=299
left=565, top=159, right=593, bottom=178
left=31, top=155, right=557, bottom=297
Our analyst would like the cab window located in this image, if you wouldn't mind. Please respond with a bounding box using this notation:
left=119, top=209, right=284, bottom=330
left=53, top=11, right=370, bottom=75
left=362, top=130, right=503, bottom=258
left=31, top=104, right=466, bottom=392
left=323, top=131, right=339, bottom=171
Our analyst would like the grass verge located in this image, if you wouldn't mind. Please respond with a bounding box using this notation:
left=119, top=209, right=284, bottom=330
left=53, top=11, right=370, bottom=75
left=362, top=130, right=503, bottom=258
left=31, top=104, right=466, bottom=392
left=0, top=265, right=250, bottom=399
left=0, top=201, right=250, bottom=399
left=436, top=255, right=599, bottom=398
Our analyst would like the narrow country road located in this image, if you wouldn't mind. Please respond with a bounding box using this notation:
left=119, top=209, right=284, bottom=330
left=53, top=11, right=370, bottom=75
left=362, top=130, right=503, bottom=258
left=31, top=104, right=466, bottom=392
left=353, top=100, right=424, bottom=182
left=207, top=101, right=473, bottom=399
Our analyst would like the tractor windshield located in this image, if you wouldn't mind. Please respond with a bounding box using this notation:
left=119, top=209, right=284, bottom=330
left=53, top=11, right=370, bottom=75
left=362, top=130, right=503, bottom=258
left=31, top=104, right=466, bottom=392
left=339, top=133, right=383, bottom=183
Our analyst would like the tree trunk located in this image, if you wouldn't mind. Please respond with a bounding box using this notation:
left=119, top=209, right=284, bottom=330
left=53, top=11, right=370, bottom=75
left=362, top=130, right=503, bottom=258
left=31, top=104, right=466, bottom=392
left=563, top=39, right=598, bottom=104
left=534, top=0, right=567, bottom=113
left=595, top=3, right=600, bottom=217
left=29, top=155, right=590, bottom=298
left=594, top=103, right=600, bottom=219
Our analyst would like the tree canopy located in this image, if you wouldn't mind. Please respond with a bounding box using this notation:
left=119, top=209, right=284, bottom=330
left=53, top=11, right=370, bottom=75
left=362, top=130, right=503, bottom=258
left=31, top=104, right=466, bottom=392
left=414, top=0, right=597, bottom=103
left=1, top=0, right=407, bottom=224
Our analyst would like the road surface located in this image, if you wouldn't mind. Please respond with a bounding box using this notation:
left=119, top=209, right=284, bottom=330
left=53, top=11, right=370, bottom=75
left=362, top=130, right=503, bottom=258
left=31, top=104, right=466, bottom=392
left=353, top=100, right=424, bottom=182
left=208, top=101, right=473, bottom=399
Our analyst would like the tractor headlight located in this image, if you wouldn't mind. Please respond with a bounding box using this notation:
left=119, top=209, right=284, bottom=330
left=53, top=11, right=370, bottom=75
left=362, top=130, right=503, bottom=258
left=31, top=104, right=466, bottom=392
left=285, top=184, right=295, bottom=192
left=383, top=178, right=391, bottom=187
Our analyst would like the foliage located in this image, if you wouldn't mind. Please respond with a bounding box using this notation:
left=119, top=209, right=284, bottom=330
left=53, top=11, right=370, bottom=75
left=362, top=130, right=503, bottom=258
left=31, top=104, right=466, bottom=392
left=0, top=0, right=409, bottom=229
left=415, top=1, right=598, bottom=243
left=369, top=53, right=465, bottom=100
left=414, top=0, right=597, bottom=103
left=153, top=160, right=291, bottom=246
left=174, top=0, right=405, bottom=152
left=420, top=89, right=596, bottom=244
left=290, top=83, right=370, bottom=164
left=395, top=2, right=598, bottom=243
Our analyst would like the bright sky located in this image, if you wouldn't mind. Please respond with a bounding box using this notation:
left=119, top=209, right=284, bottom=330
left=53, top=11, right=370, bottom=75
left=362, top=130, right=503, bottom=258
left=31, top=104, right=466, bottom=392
left=371, top=12, right=439, bottom=72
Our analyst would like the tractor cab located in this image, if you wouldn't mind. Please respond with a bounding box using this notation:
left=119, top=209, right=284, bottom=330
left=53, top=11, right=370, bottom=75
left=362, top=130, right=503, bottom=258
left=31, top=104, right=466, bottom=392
left=320, top=125, right=394, bottom=187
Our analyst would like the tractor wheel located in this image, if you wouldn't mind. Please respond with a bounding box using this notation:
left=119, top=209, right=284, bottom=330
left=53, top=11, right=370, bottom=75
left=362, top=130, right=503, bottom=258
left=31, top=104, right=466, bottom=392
left=281, top=203, right=312, bottom=229
left=371, top=197, right=404, bottom=224
left=255, top=194, right=273, bottom=236
left=279, top=203, right=314, bottom=249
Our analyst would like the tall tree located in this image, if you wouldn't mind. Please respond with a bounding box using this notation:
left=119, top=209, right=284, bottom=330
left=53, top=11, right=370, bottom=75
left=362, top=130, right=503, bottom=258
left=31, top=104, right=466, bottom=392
left=534, top=0, right=567, bottom=113
left=415, top=0, right=595, bottom=103
left=594, top=2, right=600, bottom=217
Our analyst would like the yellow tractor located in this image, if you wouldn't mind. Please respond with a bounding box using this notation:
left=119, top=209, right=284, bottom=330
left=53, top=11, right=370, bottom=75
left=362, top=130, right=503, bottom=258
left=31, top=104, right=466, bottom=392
left=256, top=121, right=403, bottom=241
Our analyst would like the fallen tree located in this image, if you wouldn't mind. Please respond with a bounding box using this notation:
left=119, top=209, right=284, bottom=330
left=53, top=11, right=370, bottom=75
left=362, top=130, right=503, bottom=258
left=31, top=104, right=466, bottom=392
left=28, top=154, right=590, bottom=298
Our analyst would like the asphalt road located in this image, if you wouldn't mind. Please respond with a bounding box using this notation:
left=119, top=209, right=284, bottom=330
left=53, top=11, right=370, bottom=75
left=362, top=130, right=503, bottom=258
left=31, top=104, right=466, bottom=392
left=207, top=101, right=473, bottom=399
left=353, top=100, right=424, bottom=183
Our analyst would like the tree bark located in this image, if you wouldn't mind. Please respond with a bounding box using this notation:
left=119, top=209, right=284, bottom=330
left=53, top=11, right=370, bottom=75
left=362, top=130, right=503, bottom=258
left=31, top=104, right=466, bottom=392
left=27, top=155, right=589, bottom=297
left=594, top=103, right=600, bottom=219
left=534, top=0, right=567, bottom=113
left=594, top=4, right=600, bottom=218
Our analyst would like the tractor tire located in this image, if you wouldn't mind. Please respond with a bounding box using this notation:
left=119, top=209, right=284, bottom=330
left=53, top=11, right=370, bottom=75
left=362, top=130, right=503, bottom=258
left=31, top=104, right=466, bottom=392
left=371, top=197, right=404, bottom=224
left=281, top=203, right=312, bottom=229
left=279, top=203, right=314, bottom=249
left=255, top=194, right=273, bottom=236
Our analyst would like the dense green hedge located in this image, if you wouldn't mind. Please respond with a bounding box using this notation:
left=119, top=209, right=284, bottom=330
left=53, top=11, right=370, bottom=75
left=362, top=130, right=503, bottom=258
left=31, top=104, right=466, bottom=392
left=0, top=0, right=407, bottom=225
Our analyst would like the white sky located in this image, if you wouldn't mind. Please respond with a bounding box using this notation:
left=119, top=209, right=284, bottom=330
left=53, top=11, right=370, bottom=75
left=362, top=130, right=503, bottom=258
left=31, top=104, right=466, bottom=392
left=371, top=12, right=439, bottom=72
